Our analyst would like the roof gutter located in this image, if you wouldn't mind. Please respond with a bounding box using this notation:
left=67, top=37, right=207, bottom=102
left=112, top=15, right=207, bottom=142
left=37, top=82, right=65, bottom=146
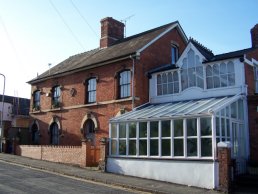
left=28, top=52, right=138, bottom=84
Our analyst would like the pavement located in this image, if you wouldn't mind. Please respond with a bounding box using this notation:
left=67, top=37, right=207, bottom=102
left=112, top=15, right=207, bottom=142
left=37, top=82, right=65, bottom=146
left=0, top=153, right=221, bottom=194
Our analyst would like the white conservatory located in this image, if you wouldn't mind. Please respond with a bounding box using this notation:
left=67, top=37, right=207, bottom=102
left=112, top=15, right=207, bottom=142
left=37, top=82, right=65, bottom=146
left=107, top=40, right=249, bottom=189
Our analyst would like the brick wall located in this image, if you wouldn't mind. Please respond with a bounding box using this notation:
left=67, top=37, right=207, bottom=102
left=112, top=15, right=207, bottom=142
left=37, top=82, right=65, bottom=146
left=218, top=145, right=232, bottom=192
left=16, top=143, right=100, bottom=167
left=245, top=49, right=258, bottom=163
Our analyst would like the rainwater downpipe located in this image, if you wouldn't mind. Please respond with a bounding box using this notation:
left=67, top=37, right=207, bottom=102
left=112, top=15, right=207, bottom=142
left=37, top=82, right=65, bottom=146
left=130, top=55, right=135, bottom=109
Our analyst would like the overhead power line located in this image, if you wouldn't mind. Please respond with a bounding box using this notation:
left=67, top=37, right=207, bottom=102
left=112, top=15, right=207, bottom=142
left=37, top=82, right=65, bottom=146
left=49, top=0, right=85, bottom=50
left=70, top=0, right=98, bottom=39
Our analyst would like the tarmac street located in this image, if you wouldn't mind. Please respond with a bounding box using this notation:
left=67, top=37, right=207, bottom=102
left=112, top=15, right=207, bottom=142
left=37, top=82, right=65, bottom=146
left=0, top=161, right=141, bottom=194
left=0, top=153, right=221, bottom=194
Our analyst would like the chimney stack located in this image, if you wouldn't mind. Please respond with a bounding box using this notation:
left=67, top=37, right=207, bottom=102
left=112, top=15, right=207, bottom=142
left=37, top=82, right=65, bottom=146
left=251, top=24, right=258, bottom=48
left=100, top=17, right=125, bottom=48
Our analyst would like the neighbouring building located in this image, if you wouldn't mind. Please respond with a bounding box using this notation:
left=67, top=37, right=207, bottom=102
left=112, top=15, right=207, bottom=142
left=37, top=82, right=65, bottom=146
left=107, top=24, right=258, bottom=189
left=27, top=17, right=188, bottom=162
left=0, top=95, right=30, bottom=152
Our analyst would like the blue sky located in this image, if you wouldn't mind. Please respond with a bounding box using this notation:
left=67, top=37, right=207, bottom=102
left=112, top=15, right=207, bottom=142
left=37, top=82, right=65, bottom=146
left=0, top=0, right=257, bottom=98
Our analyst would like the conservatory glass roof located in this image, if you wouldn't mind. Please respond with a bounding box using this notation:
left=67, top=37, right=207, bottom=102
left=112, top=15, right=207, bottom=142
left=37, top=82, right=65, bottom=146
left=110, top=95, right=242, bottom=122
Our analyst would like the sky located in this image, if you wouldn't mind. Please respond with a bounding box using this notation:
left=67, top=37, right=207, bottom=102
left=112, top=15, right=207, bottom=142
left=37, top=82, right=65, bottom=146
left=0, top=0, right=257, bottom=99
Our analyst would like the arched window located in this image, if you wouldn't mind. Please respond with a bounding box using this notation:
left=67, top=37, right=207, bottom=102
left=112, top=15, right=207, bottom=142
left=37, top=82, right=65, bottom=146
left=181, top=49, right=203, bottom=90
left=52, top=86, right=61, bottom=108
left=119, top=70, right=131, bottom=98
left=31, top=123, right=40, bottom=145
left=206, top=61, right=235, bottom=89
left=50, top=122, right=59, bottom=145
left=157, top=71, right=179, bottom=95
left=86, top=78, right=96, bottom=103
left=33, top=90, right=40, bottom=110
left=83, top=119, right=95, bottom=143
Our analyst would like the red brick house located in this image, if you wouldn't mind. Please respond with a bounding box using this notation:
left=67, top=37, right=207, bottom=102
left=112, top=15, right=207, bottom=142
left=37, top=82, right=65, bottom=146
left=27, top=17, right=187, bottom=156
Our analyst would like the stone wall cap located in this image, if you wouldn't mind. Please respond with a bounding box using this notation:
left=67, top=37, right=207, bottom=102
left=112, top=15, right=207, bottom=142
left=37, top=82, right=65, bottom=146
left=217, top=141, right=232, bottom=148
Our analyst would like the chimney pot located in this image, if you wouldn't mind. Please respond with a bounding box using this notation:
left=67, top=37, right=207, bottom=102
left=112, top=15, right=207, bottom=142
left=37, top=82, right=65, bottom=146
left=100, top=17, right=125, bottom=48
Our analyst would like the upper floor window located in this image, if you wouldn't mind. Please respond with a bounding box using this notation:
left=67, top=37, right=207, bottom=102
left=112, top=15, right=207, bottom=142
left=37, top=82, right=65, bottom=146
left=119, top=70, right=131, bottom=98
left=157, top=71, right=179, bottom=95
left=87, top=78, right=96, bottom=103
left=52, top=86, right=61, bottom=108
left=171, top=45, right=179, bottom=65
left=206, top=61, right=235, bottom=89
left=33, top=90, right=40, bottom=110
left=181, top=49, right=204, bottom=90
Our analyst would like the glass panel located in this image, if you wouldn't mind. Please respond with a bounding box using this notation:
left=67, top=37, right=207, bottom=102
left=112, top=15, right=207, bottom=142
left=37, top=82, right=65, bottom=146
left=206, top=77, right=213, bottom=89
left=231, top=102, right=237, bottom=118
left=214, top=76, right=220, bottom=88
left=221, top=118, right=225, bottom=136
left=150, top=121, right=159, bottom=137
left=216, top=117, right=220, bottom=136
left=168, top=83, right=173, bottom=94
left=226, top=106, right=230, bottom=117
left=162, top=83, right=168, bottom=95
left=111, top=124, right=117, bottom=138
left=150, top=139, right=159, bottom=156
left=220, top=63, right=227, bottom=74
left=162, top=73, right=167, bottom=84
left=228, top=74, right=235, bottom=86
left=213, top=64, right=219, bottom=75
left=157, top=74, right=162, bottom=84
left=174, top=82, right=179, bottom=93
left=188, top=68, right=196, bottom=87
left=227, top=61, right=234, bottom=73
left=129, top=122, right=136, bottom=138
left=187, top=138, right=197, bottom=156
left=162, top=139, right=171, bottom=156
left=220, top=75, right=227, bottom=87
left=181, top=70, right=188, bottom=90
left=157, top=84, right=162, bottom=95
left=206, top=65, right=212, bottom=76
left=167, top=72, right=173, bottom=82
left=188, top=49, right=195, bottom=68
left=174, top=139, right=184, bottom=156
left=111, top=140, right=117, bottom=155
left=139, top=140, right=147, bottom=155
left=201, top=138, right=212, bottom=157
left=226, top=119, right=230, bottom=138
left=119, top=140, right=126, bottom=155
left=174, top=119, right=183, bottom=137
left=129, top=140, right=136, bottom=155
left=187, top=118, right=197, bottom=136
left=119, top=123, right=126, bottom=138
left=238, top=100, right=244, bottom=120
left=139, top=122, right=147, bottom=138
left=173, top=71, right=179, bottom=81
left=201, top=117, right=212, bottom=136
left=162, top=120, right=171, bottom=137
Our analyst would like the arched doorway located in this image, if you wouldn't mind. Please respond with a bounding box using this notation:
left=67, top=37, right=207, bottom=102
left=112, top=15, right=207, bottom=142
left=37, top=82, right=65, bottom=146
left=83, top=119, right=95, bottom=145
left=31, top=123, right=40, bottom=145
left=50, top=122, right=59, bottom=145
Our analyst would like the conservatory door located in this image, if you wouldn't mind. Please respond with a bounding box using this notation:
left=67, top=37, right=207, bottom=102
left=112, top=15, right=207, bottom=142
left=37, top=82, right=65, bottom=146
left=232, top=122, right=246, bottom=174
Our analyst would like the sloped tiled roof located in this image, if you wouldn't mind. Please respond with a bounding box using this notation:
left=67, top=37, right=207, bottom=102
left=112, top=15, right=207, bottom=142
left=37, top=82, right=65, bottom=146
left=29, top=21, right=182, bottom=84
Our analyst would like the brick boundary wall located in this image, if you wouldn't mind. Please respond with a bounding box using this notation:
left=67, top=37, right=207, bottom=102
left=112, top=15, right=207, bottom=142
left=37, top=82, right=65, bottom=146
left=15, top=140, right=100, bottom=167
left=217, top=142, right=232, bottom=193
